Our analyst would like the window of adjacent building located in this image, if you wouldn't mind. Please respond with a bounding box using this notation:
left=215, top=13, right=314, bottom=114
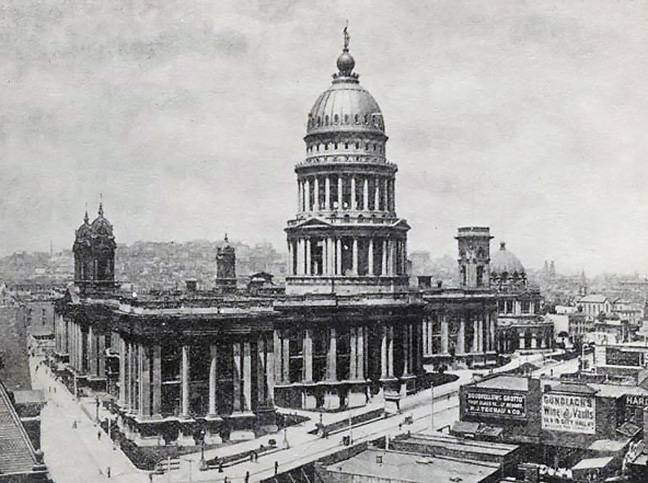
left=506, top=301, right=514, bottom=314
left=476, top=266, right=484, bottom=287
left=521, top=301, right=530, bottom=314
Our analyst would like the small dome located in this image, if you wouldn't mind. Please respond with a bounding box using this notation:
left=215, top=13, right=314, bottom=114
left=90, top=202, right=114, bottom=237
left=336, top=51, right=355, bottom=76
left=75, top=211, right=92, bottom=242
left=491, top=242, right=525, bottom=274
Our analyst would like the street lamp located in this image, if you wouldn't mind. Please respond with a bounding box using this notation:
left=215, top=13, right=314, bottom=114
left=430, top=381, right=434, bottom=432
left=199, top=429, right=207, bottom=471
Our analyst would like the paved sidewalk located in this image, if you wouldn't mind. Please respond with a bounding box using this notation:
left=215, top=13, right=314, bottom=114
left=30, top=357, right=149, bottom=483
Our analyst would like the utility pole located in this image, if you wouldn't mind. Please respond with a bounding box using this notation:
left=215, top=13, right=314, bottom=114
left=430, top=382, right=434, bottom=432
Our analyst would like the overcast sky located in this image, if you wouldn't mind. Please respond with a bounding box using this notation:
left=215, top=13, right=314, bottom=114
left=2, top=0, right=648, bottom=275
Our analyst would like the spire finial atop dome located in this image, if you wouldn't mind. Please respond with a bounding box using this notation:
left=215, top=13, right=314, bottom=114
left=98, top=193, right=104, bottom=217
left=343, top=20, right=350, bottom=51
left=335, top=22, right=356, bottom=79
left=84, top=202, right=89, bottom=224
left=224, top=232, right=228, bottom=243
left=500, top=241, right=506, bottom=250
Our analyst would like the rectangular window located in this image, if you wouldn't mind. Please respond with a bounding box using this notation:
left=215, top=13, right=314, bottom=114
left=521, top=301, right=530, bottom=314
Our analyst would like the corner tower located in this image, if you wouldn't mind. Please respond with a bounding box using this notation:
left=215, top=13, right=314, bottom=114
left=285, top=29, right=410, bottom=295
left=456, top=226, right=492, bottom=289
left=73, top=202, right=116, bottom=290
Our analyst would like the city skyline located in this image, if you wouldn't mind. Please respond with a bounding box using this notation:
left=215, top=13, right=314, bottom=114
left=3, top=1, right=648, bottom=274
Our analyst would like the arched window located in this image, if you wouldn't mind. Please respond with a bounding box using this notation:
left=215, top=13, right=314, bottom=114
left=325, top=115, right=329, bottom=125
left=334, top=143, right=338, bottom=149
left=334, top=114, right=339, bottom=124
left=373, top=143, right=377, bottom=151
left=317, top=116, right=321, bottom=127
left=354, top=114, right=359, bottom=123
left=325, top=143, right=328, bottom=151
left=355, top=142, right=359, bottom=149
left=344, top=143, right=349, bottom=149
left=344, top=114, right=349, bottom=123
left=364, top=114, right=368, bottom=123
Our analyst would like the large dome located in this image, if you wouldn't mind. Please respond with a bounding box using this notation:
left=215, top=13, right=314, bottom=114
left=306, top=47, right=385, bottom=136
left=491, top=242, right=525, bottom=274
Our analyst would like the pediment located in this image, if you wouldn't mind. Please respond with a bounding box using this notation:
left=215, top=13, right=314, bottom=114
left=391, top=218, right=411, bottom=230
left=292, top=217, right=333, bottom=228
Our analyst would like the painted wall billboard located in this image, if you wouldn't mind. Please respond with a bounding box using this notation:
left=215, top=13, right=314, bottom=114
left=466, top=390, right=526, bottom=419
left=542, top=393, right=595, bottom=434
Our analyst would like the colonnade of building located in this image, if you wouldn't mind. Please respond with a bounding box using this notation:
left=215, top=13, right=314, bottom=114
left=297, top=173, right=395, bottom=213
left=498, top=327, right=554, bottom=352
left=422, top=311, right=497, bottom=358
left=273, top=322, right=423, bottom=409
left=287, top=236, right=407, bottom=276
left=54, top=315, right=106, bottom=383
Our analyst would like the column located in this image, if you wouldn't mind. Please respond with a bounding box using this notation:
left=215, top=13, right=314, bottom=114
left=349, top=328, right=357, bottom=379
left=357, top=326, right=365, bottom=380
left=403, top=324, right=410, bottom=375
left=98, top=333, right=105, bottom=378
left=422, top=319, right=428, bottom=355
left=380, top=325, right=388, bottom=379
left=337, top=176, right=343, bottom=209
left=336, top=238, right=342, bottom=275
left=140, top=344, right=151, bottom=417
left=305, top=178, right=311, bottom=211
left=314, top=176, right=319, bottom=210
left=243, top=342, right=252, bottom=412
left=489, top=313, right=496, bottom=352
left=368, top=239, right=374, bottom=275
left=328, top=238, right=334, bottom=275
left=266, top=336, right=275, bottom=403
left=374, top=177, right=380, bottom=211
left=232, top=342, right=241, bottom=412
left=119, top=337, right=127, bottom=408
left=457, top=317, right=465, bottom=354
left=441, top=316, right=449, bottom=354
left=383, top=178, right=388, bottom=211
left=382, top=240, right=388, bottom=276
left=305, top=239, right=311, bottom=276
left=257, top=338, right=266, bottom=406
left=472, top=319, right=479, bottom=353
left=362, top=177, right=368, bottom=210
left=325, top=176, right=330, bottom=209
left=208, top=344, right=217, bottom=415
left=282, top=333, right=290, bottom=383
left=352, top=238, right=358, bottom=275
left=303, top=329, right=313, bottom=382
left=152, top=344, right=162, bottom=415
left=181, top=344, right=190, bottom=417
left=387, top=326, right=394, bottom=377
left=88, top=327, right=96, bottom=376
left=287, top=241, right=293, bottom=275
left=327, top=328, right=337, bottom=381
left=351, top=176, right=356, bottom=210
left=273, top=331, right=282, bottom=384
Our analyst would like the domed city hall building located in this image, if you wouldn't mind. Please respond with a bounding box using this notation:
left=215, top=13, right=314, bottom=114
left=53, top=33, right=505, bottom=447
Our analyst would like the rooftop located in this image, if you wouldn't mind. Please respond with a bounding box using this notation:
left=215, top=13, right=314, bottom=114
left=326, top=448, right=500, bottom=483
left=0, top=381, right=41, bottom=476
left=572, top=456, right=615, bottom=470
left=474, top=375, right=529, bottom=391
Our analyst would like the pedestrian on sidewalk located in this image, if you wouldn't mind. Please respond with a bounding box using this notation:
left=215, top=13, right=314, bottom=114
left=97, top=430, right=102, bottom=440
left=72, top=420, right=77, bottom=429
left=245, top=471, right=250, bottom=483
left=274, top=460, right=279, bottom=475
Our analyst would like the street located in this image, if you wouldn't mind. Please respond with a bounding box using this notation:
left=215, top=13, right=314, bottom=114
left=32, top=350, right=575, bottom=483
